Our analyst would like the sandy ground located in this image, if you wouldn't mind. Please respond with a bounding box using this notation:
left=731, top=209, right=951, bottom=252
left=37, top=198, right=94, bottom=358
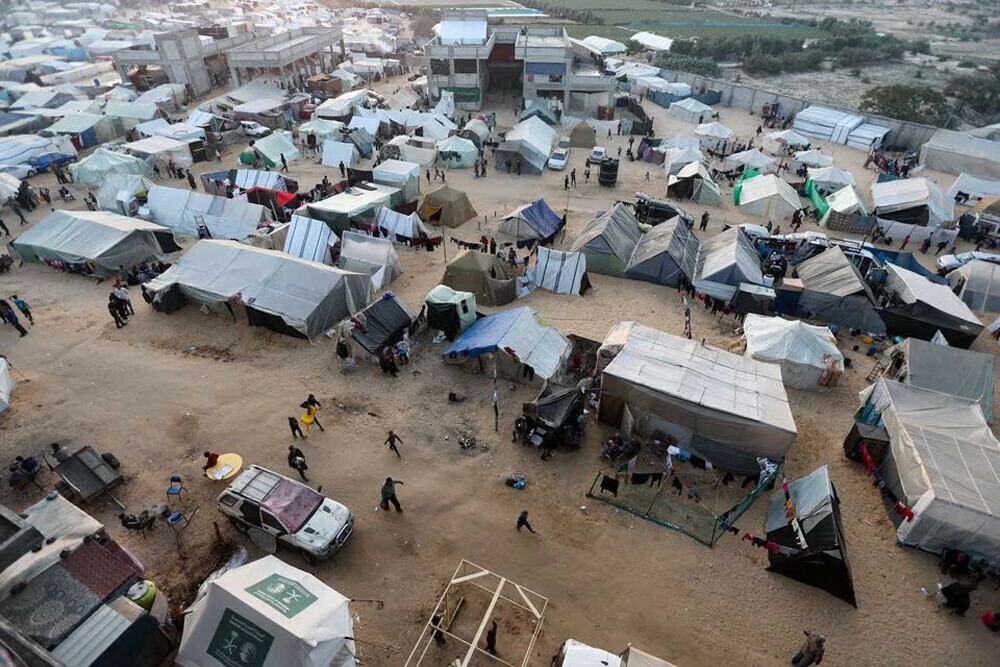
left=1, top=80, right=999, bottom=667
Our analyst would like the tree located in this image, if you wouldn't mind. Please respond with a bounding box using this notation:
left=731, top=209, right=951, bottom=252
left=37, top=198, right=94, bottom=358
left=946, top=62, right=1000, bottom=115
left=625, top=39, right=644, bottom=55
left=859, top=85, right=952, bottom=127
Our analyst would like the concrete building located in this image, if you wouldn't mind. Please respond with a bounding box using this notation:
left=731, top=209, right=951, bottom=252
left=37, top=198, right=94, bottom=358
left=226, top=27, right=344, bottom=90
left=425, top=12, right=613, bottom=112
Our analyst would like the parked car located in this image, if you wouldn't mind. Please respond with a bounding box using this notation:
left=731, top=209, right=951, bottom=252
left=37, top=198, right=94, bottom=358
left=587, top=146, right=607, bottom=166
left=217, top=465, right=354, bottom=563
left=27, top=152, right=74, bottom=172
left=0, top=164, right=35, bottom=179
left=548, top=148, right=570, bottom=171
left=936, top=250, right=1000, bottom=273
left=240, top=121, right=272, bottom=138
left=557, top=136, right=571, bottom=149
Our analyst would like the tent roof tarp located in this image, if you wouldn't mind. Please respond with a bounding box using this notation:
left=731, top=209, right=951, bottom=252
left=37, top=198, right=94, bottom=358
left=253, top=132, right=300, bottom=167
left=282, top=214, right=336, bottom=264
left=569, top=203, right=642, bottom=276
left=70, top=148, right=152, bottom=187
left=871, top=177, right=953, bottom=227
left=336, top=230, right=403, bottom=290
left=743, top=314, right=844, bottom=390
left=420, top=186, right=477, bottom=228
left=499, top=198, right=563, bottom=241
left=441, top=250, right=516, bottom=306
left=885, top=262, right=982, bottom=330
left=737, top=174, right=801, bottom=221
left=625, top=216, right=700, bottom=287
left=444, top=306, right=570, bottom=379
left=947, top=259, right=1000, bottom=314
left=795, top=246, right=873, bottom=298
left=948, top=172, right=1000, bottom=201
left=723, top=149, right=776, bottom=173
left=375, top=207, right=432, bottom=240
left=349, top=293, right=413, bottom=355
left=525, top=246, right=588, bottom=296
left=791, top=149, right=833, bottom=169
left=145, top=185, right=267, bottom=240
left=322, top=140, right=360, bottom=168
left=693, top=227, right=764, bottom=300
left=919, top=128, right=1000, bottom=179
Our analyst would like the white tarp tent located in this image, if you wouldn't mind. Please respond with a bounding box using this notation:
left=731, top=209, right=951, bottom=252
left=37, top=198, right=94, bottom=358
left=791, top=149, right=834, bottom=170
left=283, top=214, right=337, bottom=264
left=254, top=132, right=300, bottom=167
left=145, top=185, right=268, bottom=240
left=0, top=174, right=20, bottom=201
left=694, top=122, right=733, bottom=149
left=373, top=159, right=420, bottom=200
left=124, top=135, right=192, bottom=169
left=792, top=105, right=864, bottom=144
left=660, top=146, right=704, bottom=175
left=919, top=129, right=1000, bottom=179
left=375, top=207, right=432, bottom=242
left=299, top=119, right=345, bottom=144
left=738, top=174, right=801, bottom=221
left=336, top=231, right=403, bottom=290
left=819, top=186, right=867, bottom=225
left=743, top=315, right=844, bottom=391
left=96, top=173, right=153, bottom=216
left=808, top=166, right=856, bottom=192
left=387, top=136, right=436, bottom=167
left=0, top=358, right=15, bottom=414
left=435, top=135, right=477, bottom=169
left=693, top=227, right=764, bottom=300
left=630, top=32, right=674, bottom=52
left=860, top=379, right=1000, bottom=566
left=70, top=148, right=153, bottom=187
left=522, top=246, right=589, bottom=296
left=506, top=117, right=555, bottom=174
left=723, top=149, right=776, bottom=174
left=948, top=173, right=1000, bottom=203
left=145, top=240, right=372, bottom=339
left=177, top=555, right=356, bottom=667
left=763, top=129, right=810, bottom=155
left=667, top=98, right=712, bottom=124
left=581, top=35, right=627, bottom=55
left=871, top=177, right=953, bottom=228
left=322, top=140, right=360, bottom=168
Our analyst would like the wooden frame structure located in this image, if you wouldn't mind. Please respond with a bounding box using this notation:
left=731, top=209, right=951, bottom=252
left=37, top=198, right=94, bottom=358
left=404, top=560, right=548, bottom=667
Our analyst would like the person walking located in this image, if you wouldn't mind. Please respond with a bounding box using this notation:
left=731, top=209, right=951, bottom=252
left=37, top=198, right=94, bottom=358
left=700, top=211, right=710, bottom=231
left=339, top=161, right=346, bottom=178
left=485, top=619, right=498, bottom=656
left=426, top=169, right=431, bottom=184
left=564, top=174, right=569, bottom=190
left=385, top=430, right=403, bottom=458
left=8, top=199, right=27, bottom=225
left=39, top=186, right=50, bottom=205
left=791, top=630, right=825, bottom=667
left=570, top=168, right=576, bottom=187
left=107, top=294, right=126, bottom=329
left=584, top=167, right=590, bottom=183
left=900, top=234, right=910, bottom=251
left=516, top=510, right=535, bottom=533
left=380, top=477, right=403, bottom=511
left=10, top=296, right=32, bottom=324
left=280, top=153, right=289, bottom=173
left=489, top=237, right=497, bottom=255
left=186, top=169, right=196, bottom=189
left=300, top=404, right=322, bottom=434
left=288, top=416, right=306, bottom=439
left=287, top=445, right=309, bottom=481
left=935, top=240, right=948, bottom=255
left=114, top=285, right=134, bottom=316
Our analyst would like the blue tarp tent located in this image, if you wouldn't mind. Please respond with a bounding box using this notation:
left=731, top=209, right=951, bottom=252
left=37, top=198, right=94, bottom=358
left=498, top=198, right=564, bottom=242
left=862, top=245, right=946, bottom=283
left=443, top=306, right=570, bottom=380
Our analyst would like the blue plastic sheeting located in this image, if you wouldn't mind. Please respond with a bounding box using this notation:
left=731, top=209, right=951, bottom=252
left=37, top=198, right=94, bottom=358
left=501, top=198, right=563, bottom=240
left=863, top=246, right=946, bottom=284
left=524, top=62, right=565, bottom=76
left=443, top=306, right=570, bottom=378
left=445, top=308, right=522, bottom=359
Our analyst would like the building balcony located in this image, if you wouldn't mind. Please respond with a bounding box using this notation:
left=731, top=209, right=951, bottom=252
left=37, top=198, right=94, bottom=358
left=426, top=32, right=495, bottom=61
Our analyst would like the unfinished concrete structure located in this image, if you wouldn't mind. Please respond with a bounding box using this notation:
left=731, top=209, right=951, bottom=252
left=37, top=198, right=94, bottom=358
left=226, top=27, right=344, bottom=90
left=425, top=12, right=613, bottom=112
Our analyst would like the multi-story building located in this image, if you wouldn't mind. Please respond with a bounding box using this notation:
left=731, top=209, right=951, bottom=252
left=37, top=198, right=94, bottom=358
left=425, top=12, right=614, bottom=113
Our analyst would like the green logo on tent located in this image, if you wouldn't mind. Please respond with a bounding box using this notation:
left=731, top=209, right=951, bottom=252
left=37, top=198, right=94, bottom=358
left=207, top=609, right=274, bottom=667
left=244, top=573, right=318, bottom=618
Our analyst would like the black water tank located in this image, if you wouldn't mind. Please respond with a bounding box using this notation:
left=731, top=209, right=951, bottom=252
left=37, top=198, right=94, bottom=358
left=598, top=158, right=619, bottom=187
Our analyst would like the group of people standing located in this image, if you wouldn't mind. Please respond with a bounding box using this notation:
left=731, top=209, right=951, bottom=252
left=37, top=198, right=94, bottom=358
left=107, top=285, right=133, bottom=329
left=1, top=296, right=32, bottom=337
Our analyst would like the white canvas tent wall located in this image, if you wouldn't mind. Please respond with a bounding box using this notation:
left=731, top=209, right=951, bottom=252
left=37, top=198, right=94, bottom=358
left=145, top=240, right=371, bottom=339
left=693, top=227, right=764, bottom=300
left=96, top=173, right=153, bottom=216
left=124, top=135, right=192, bottom=169
left=659, top=146, right=704, bottom=175
left=919, top=129, right=1000, bottom=179
left=375, top=207, right=432, bottom=242
left=743, top=315, right=844, bottom=391
left=723, top=149, right=776, bottom=174
left=808, top=166, right=856, bottom=192
left=694, top=122, right=732, bottom=151
left=0, top=358, right=15, bottom=415
left=177, top=555, right=356, bottom=667
left=860, top=379, right=1000, bottom=566
left=667, top=98, right=712, bottom=124
left=792, top=106, right=863, bottom=144
left=762, top=129, right=810, bottom=155
left=254, top=132, right=300, bottom=167
left=283, top=214, right=337, bottom=264
left=948, top=173, right=1000, bottom=202
left=819, top=186, right=867, bottom=225
left=523, top=246, right=589, bottom=296
left=145, top=185, right=268, bottom=240
left=373, top=159, right=420, bottom=200
left=738, top=174, right=801, bottom=221
left=336, top=230, right=403, bottom=290
left=790, top=149, right=834, bottom=170
left=387, top=136, right=436, bottom=166
left=507, top=116, right=555, bottom=174
left=70, top=148, right=153, bottom=187
left=322, top=140, right=360, bottom=168
left=598, top=323, right=797, bottom=472
left=871, top=177, right=953, bottom=228
left=435, top=135, right=477, bottom=169
left=299, top=118, right=345, bottom=144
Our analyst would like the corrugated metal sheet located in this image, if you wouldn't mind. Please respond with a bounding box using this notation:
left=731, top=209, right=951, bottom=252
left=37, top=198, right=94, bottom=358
left=51, top=603, right=130, bottom=666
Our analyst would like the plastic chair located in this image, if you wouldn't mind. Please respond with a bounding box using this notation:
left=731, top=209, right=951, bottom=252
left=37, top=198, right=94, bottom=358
left=166, top=476, right=185, bottom=502
left=166, top=506, right=198, bottom=543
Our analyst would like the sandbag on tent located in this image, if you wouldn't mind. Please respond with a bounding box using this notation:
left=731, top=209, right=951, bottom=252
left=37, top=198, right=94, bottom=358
left=523, top=246, right=590, bottom=296
left=144, top=240, right=372, bottom=339
left=435, top=135, right=478, bottom=169
left=349, top=293, right=414, bottom=356
left=283, top=214, right=337, bottom=264
left=693, top=227, right=764, bottom=300
left=12, top=210, right=179, bottom=277
left=444, top=306, right=570, bottom=380
left=499, top=198, right=563, bottom=242
left=419, top=185, right=477, bottom=228
left=145, top=185, right=268, bottom=240
left=442, top=250, right=516, bottom=306
left=668, top=98, right=712, bottom=124
left=570, top=203, right=642, bottom=277
left=625, top=216, right=700, bottom=287
left=176, top=555, right=357, bottom=667
left=766, top=466, right=856, bottom=607
left=569, top=121, right=596, bottom=148
left=70, top=148, right=153, bottom=187
left=0, top=357, right=13, bottom=415
left=322, top=140, right=361, bottom=168
left=96, top=173, right=153, bottom=216
left=743, top=315, right=844, bottom=391
left=426, top=284, right=477, bottom=340
left=336, top=231, right=403, bottom=290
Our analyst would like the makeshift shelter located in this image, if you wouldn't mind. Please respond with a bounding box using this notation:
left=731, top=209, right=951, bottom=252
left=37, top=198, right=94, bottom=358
left=176, top=555, right=356, bottom=667
left=124, top=135, right=192, bottom=170
left=766, top=466, right=856, bottom=606
left=95, top=173, right=153, bottom=216
left=336, top=231, right=403, bottom=290
left=791, top=149, right=834, bottom=170
left=499, top=198, right=563, bottom=242
left=570, top=204, right=642, bottom=277
left=523, top=246, right=590, bottom=296
left=299, top=118, right=344, bottom=143
left=425, top=284, right=477, bottom=340
left=792, top=105, right=864, bottom=144
left=723, top=149, right=776, bottom=174
left=45, top=113, right=122, bottom=147
left=857, top=380, right=1000, bottom=566
left=12, top=210, right=179, bottom=277
left=435, top=135, right=477, bottom=169
left=660, top=146, right=705, bottom=175
left=144, top=240, right=371, bottom=339
left=375, top=207, right=433, bottom=244
left=948, top=172, right=1000, bottom=204
left=819, top=186, right=867, bottom=226
left=881, top=337, right=994, bottom=423
left=872, top=177, right=953, bottom=228
left=625, top=217, right=700, bottom=287
left=668, top=98, right=712, bottom=124
left=519, top=100, right=558, bottom=126
left=506, top=117, right=555, bottom=175
left=582, top=35, right=627, bottom=55
left=763, top=129, right=810, bottom=155
left=70, top=148, right=153, bottom=187
left=743, top=315, right=844, bottom=391
left=598, top=323, right=797, bottom=473
left=349, top=293, right=413, bottom=356
left=694, top=121, right=733, bottom=150
left=145, top=185, right=268, bottom=240
left=253, top=132, right=299, bottom=168
left=419, top=186, right=477, bottom=228
left=792, top=246, right=883, bottom=332
left=880, top=262, right=983, bottom=348
left=0, top=357, right=15, bottom=415
left=372, top=159, right=420, bottom=200
left=459, top=118, right=490, bottom=148
left=569, top=121, right=596, bottom=148
left=441, top=250, right=516, bottom=307
left=693, top=227, right=764, bottom=300
left=307, top=183, right=403, bottom=234
left=947, top=259, right=1000, bottom=313
left=386, top=135, right=436, bottom=166
left=321, top=140, right=360, bottom=168
left=807, top=166, right=855, bottom=194
left=919, top=128, right=1000, bottom=179
left=283, top=214, right=337, bottom=264
left=444, top=306, right=570, bottom=380
left=736, top=174, right=801, bottom=222
left=667, top=161, right=722, bottom=205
